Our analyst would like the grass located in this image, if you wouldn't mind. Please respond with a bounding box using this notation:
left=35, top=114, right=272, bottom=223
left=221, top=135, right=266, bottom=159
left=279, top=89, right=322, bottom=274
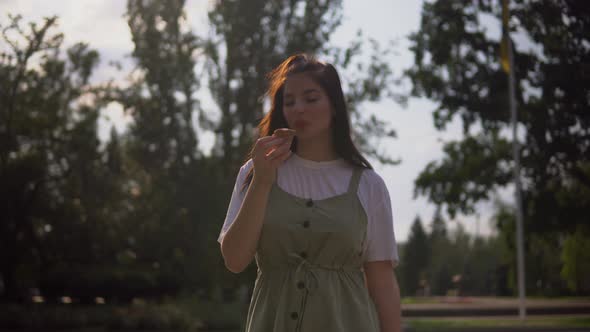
left=2, top=297, right=588, bottom=331
left=173, top=294, right=248, bottom=330
left=401, top=295, right=590, bottom=305
left=0, top=295, right=248, bottom=331
left=526, top=295, right=590, bottom=301
left=406, top=316, right=590, bottom=331
left=402, top=297, right=442, bottom=305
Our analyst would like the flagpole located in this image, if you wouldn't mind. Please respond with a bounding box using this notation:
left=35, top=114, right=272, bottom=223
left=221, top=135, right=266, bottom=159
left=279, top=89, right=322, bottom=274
left=503, top=0, right=527, bottom=320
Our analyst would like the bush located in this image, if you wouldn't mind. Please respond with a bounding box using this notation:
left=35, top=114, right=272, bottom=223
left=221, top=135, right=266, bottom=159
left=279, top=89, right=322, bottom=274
left=39, top=264, right=182, bottom=303
left=0, top=302, right=202, bottom=331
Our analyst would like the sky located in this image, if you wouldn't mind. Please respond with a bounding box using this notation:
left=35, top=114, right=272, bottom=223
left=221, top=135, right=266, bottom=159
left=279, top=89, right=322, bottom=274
left=1, top=0, right=504, bottom=242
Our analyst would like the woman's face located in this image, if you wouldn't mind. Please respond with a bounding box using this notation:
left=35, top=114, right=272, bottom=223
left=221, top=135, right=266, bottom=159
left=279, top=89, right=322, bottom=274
left=282, top=72, right=334, bottom=142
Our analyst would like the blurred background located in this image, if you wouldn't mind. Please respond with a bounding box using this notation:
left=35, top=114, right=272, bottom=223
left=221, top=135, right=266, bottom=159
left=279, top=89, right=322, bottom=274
left=1, top=0, right=589, bottom=331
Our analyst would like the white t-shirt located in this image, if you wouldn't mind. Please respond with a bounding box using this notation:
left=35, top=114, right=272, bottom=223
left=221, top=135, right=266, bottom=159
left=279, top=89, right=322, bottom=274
left=218, top=153, right=399, bottom=266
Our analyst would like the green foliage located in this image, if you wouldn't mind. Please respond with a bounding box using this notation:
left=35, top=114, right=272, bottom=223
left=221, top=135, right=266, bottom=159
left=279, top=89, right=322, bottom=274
left=408, top=0, right=590, bottom=234
left=39, top=264, right=183, bottom=302
left=414, top=131, right=512, bottom=218
left=561, top=225, right=590, bottom=293
left=118, top=0, right=221, bottom=291
left=406, top=0, right=590, bottom=298
left=0, top=13, right=121, bottom=300
left=400, top=216, right=430, bottom=296
left=175, top=295, right=248, bottom=330
left=108, top=302, right=200, bottom=331
left=0, top=302, right=202, bottom=331
left=124, top=0, right=201, bottom=168
left=493, top=201, right=571, bottom=296
left=407, top=316, right=590, bottom=331
left=0, top=304, right=111, bottom=329
left=398, top=211, right=509, bottom=297
left=429, top=206, right=447, bottom=241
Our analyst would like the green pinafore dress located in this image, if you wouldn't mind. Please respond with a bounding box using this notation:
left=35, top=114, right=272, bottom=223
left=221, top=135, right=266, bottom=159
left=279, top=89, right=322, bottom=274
left=245, top=167, right=381, bottom=331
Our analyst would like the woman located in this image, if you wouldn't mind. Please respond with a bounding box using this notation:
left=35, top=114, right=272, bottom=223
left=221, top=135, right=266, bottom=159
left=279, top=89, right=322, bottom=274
left=218, top=54, right=401, bottom=332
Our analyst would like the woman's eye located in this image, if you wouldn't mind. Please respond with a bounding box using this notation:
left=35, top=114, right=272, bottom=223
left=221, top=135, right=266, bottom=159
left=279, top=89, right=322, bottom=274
left=284, top=101, right=294, bottom=107
left=307, top=98, right=318, bottom=103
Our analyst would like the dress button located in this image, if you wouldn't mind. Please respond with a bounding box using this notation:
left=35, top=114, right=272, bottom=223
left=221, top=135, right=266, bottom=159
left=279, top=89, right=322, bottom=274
left=297, top=281, right=305, bottom=289
left=306, top=199, right=313, bottom=207
left=303, top=220, right=310, bottom=228
left=300, top=251, right=308, bottom=259
left=291, top=312, right=299, bottom=320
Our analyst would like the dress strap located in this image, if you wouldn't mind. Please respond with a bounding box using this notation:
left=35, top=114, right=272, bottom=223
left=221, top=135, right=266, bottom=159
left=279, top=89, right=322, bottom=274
left=346, top=167, right=363, bottom=194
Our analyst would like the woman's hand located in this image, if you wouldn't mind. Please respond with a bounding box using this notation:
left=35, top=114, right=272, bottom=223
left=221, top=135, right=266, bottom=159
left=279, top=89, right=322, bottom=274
left=251, top=132, right=294, bottom=186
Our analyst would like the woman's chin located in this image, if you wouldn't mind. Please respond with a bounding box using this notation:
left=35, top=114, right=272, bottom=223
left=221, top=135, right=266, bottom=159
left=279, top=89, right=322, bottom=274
left=295, top=129, right=330, bottom=143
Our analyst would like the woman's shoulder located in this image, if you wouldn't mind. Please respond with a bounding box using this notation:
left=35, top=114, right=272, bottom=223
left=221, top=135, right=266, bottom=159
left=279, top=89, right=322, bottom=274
left=359, top=167, right=386, bottom=186
left=358, top=167, right=390, bottom=201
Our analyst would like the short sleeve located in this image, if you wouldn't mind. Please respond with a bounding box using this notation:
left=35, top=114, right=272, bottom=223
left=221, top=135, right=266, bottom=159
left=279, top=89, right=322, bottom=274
left=217, top=160, right=253, bottom=244
left=363, top=173, right=399, bottom=267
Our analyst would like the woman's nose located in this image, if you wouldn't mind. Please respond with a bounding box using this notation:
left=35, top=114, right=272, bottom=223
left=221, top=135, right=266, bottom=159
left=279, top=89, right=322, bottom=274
left=293, top=101, right=305, bottom=113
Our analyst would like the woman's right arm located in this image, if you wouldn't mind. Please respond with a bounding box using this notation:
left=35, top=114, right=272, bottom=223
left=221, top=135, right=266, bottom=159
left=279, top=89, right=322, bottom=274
left=220, top=135, right=292, bottom=273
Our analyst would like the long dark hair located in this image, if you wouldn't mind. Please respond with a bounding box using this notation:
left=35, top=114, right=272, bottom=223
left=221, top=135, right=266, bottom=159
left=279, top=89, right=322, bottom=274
left=241, top=53, right=372, bottom=192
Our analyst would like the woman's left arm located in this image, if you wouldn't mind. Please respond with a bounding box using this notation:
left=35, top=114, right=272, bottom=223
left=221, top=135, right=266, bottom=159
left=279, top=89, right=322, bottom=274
left=364, top=260, right=402, bottom=332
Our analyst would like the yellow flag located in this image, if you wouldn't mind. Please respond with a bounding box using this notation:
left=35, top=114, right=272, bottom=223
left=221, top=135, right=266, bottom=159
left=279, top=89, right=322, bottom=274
left=500, top=0, right=511, bottom=73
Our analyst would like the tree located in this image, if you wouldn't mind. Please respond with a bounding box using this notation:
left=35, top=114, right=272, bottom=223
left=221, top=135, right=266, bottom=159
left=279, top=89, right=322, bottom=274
left=407, top=0, right=590, bottom=236
left=492, top=200, right=568, bottom=296
left=429, top=206, right=447, bottom=241
left=0, top=14, right=118, bottom=300
left=425, top=208, right=451, bottom=295
left=121, top=0, right=214, bottom=290
left=561, top=224, right=590, bottom=294
left=453, top=233, right=508, bottom=296
left=401, top=216, right=430, bottom=296
left=124, top=0, right=201, bottom=170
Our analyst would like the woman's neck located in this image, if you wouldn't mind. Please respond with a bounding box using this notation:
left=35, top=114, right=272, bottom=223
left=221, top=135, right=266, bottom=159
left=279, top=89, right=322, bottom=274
left=295, top=134, right=339, bottom=162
